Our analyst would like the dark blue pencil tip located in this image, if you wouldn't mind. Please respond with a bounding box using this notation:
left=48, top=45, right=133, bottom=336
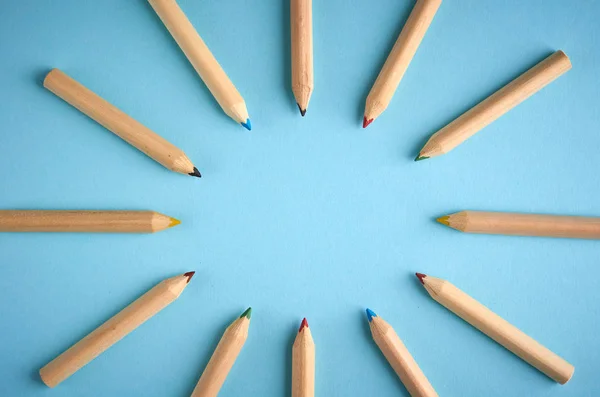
left=241, top=118, right=252, bottom=131
left=366, top=308, right=377, bottom=323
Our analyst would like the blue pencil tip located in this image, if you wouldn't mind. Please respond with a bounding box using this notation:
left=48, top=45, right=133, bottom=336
left=366, top=308, right=377, bottom=322
left=241, top=118, right=252, bottom=131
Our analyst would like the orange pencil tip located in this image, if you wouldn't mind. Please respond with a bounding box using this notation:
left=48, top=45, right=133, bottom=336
left=416, top=272, right=427, bottom=285
left=436, top=216, right=450, bottom=226
left=299, top=318, right=309, bottom=332
left=169, top=217, right=181, bottom=228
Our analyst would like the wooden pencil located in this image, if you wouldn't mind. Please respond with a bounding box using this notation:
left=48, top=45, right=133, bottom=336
left=292, top=318, right=315, bottom=397
left=44, top=69, right=200, bottom=178
left=39, top=271, right=195, bottom=387
left=0, top=210, right=180, bottom=233
left=437, top=210, right=600, bottom=240
left=416, top=50, right=571, bottom=160
left=148, top=0, right=251, bottom=130
left=191, top=308, right=252, bottom=397
left=416, top=273, right=574, bottom=384
left=367, top=309, right=438, bottom=397
left=363, top=0, right=442, bottom=128
left=291, top=0, right=313, bottom=116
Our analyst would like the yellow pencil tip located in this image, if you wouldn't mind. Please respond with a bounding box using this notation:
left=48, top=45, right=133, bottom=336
left=436, top=216, right=450, bottom=226
left=169, top=217, right=181, bottom=228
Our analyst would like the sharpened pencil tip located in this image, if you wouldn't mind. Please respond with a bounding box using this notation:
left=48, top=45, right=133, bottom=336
left=436, top=216, right=450, bottom=226
left=366, top=308, right=377, bottom=322
left=414, top=155, right=429, bottom=162
left=241, top=118, right=252, bottom=131
left=362, top=116, right=373, bottom=129
left=416, top=273, right=427, bottom=285
left=168, top=217, right=181, bottom=228
left=189, top=167, right=201, bottom=178
left=299, top=318, right=309, bottom=332
left=184, top=271, right=195, bottom=283
left=240, top=307, right=252, bottom=319
left=297, top=103, right=307, bottom=117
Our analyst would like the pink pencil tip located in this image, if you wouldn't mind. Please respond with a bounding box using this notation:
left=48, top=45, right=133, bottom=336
left=416, top=272, right=427, bottom=285
left=363, top=116, right=373, bottom=128
left=299, top=318, right=309, bottom=332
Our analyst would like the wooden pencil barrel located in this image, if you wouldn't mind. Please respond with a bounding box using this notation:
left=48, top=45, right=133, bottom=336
left=292, top=327, right=315, bottom=397
left=0, top=210, right=174, bottom=233
left=291, top=0, right=314, bottom=112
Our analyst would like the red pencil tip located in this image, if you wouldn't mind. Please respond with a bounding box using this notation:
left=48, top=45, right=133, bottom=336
left=299, top=318, right=309, bottom=332
left=362, top=116, right=373, bottom=128
left=416, top=272, right=427, bottom=285
left=184, top=271, right=195, bottom=283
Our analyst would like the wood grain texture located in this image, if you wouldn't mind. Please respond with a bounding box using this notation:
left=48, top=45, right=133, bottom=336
left=418, top=50, right=571, bottom=159
left=292, top=323, right=315, bottom=397
left=370, top=315, right=438, bottom=397
left=440, top=210, right=600, bottom=239
left=420, top=275, right=574, bottom=384
left=148, top=0, right=250, bottom=125
left=291, top=0, right=313, bottom=114
left=44, top=69, right=197, bottom=176
left=0, top=210, right=178, bottom=233
left=39, top=272, right=194, bottom=387
left=364, top=0, right=441, bottom=124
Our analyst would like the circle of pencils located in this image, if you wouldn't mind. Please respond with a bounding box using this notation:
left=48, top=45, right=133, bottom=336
left=0, top=210, right=180, bottom=233
left=366, top=309, right=438, bottom=397
left=416, top=273, right=574, bottom=384
left=190, top=308, right=252, bottom=397
left=292, top=318, right=315, bottom=397
left=39, top=272, right=195, bottom=387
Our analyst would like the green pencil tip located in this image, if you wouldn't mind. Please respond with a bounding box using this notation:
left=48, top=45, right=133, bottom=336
left=240, top=307, right=252, bottom=319
left=414, top=155, right=429, bottom=162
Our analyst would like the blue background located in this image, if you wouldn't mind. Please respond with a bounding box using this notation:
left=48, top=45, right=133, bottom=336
left=0, top=0, right=599, bottom=396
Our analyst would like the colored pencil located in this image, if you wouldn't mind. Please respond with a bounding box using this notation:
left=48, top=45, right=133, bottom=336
left=39, top=271, right=195, bottom=387
left=416, top=50, right=571, bottom=160
left=191, top=308, right=252, bottom=397
left=292, top=318, right=315, bottom=397
left=366, top=309, right=438, bottom=397
left=363, top=0, right=441, bottom=128
left=0, top=210, right=180, bottom=233
left=416, top=273, right=574, bottom=384
left=44, top=69, right=200, bottom=178
left=148, top=0, right=251, bottom=130
left=291, top=0, right=313, bottom=116
left=437, top=210, right=600, bottom=240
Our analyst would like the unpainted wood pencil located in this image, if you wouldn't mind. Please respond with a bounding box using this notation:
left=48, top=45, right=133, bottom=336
left=292, top=318, right=315, bottom=397
left=191, top=308, right=252, bottom=397
left=437, top=210, right=600, bottom=239
left=363, top=0, right=442, bottom=128
left=416, top=273, right=574, bottom=384
left=39, top=271, right=195, bottom=387
left=291, top=0, right=313, bottom=116
left=367, top=309, right=438, bottom=397
left=148, top=0, right=251, bottom=130
left=416, top=50, right=571, bottom=160
left=44, top=69, right=200, bottom=177
left=0, top=210, right=179, bottom=233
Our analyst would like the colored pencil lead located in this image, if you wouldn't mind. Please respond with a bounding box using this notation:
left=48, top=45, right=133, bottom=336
left=362, top=116, right=373, bottom=129
left=189, top=167, right=202, bottom=178
left=241, top=118, right=252, bottom=131
left=366, top=308, right=377, bottom=323
left=184, top=271, right=196, bottom=283
left=436, top=216, right=450, bottom=226
left=299, top=318, right=309, bottom=332
left=415, top=272, right=426, bottom=285
left=414, top=155, right=429, bottom=162
left=297, top=103, right=307, bottom=117
left=240, top=307, right=252, bottom=319
left=168, top=217, right=181, bottom=228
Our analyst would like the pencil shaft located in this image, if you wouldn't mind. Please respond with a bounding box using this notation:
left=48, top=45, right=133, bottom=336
left=0, top=210, right=175, bottom=233
left=292, top=328, right=315, bottom=397
left=419, top=51, right=571, bottom=157
left=44, top=69, right=195, bottom=175
left=39, top=274, right=192, bottom=387
left=148, top=0, right=249, bottom=125
left=448, top=210, right=600, bottom=239
left=291, top=0, right=313, bottom=112
left=364, top=0, right=441, bottom=122
left=370, top=317, right=438, bottom=397
left=423, top=277, right=574, bottom=384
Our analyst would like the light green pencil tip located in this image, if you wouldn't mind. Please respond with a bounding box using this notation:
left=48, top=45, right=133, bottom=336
left=240, top=307, right=252, bottom=319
